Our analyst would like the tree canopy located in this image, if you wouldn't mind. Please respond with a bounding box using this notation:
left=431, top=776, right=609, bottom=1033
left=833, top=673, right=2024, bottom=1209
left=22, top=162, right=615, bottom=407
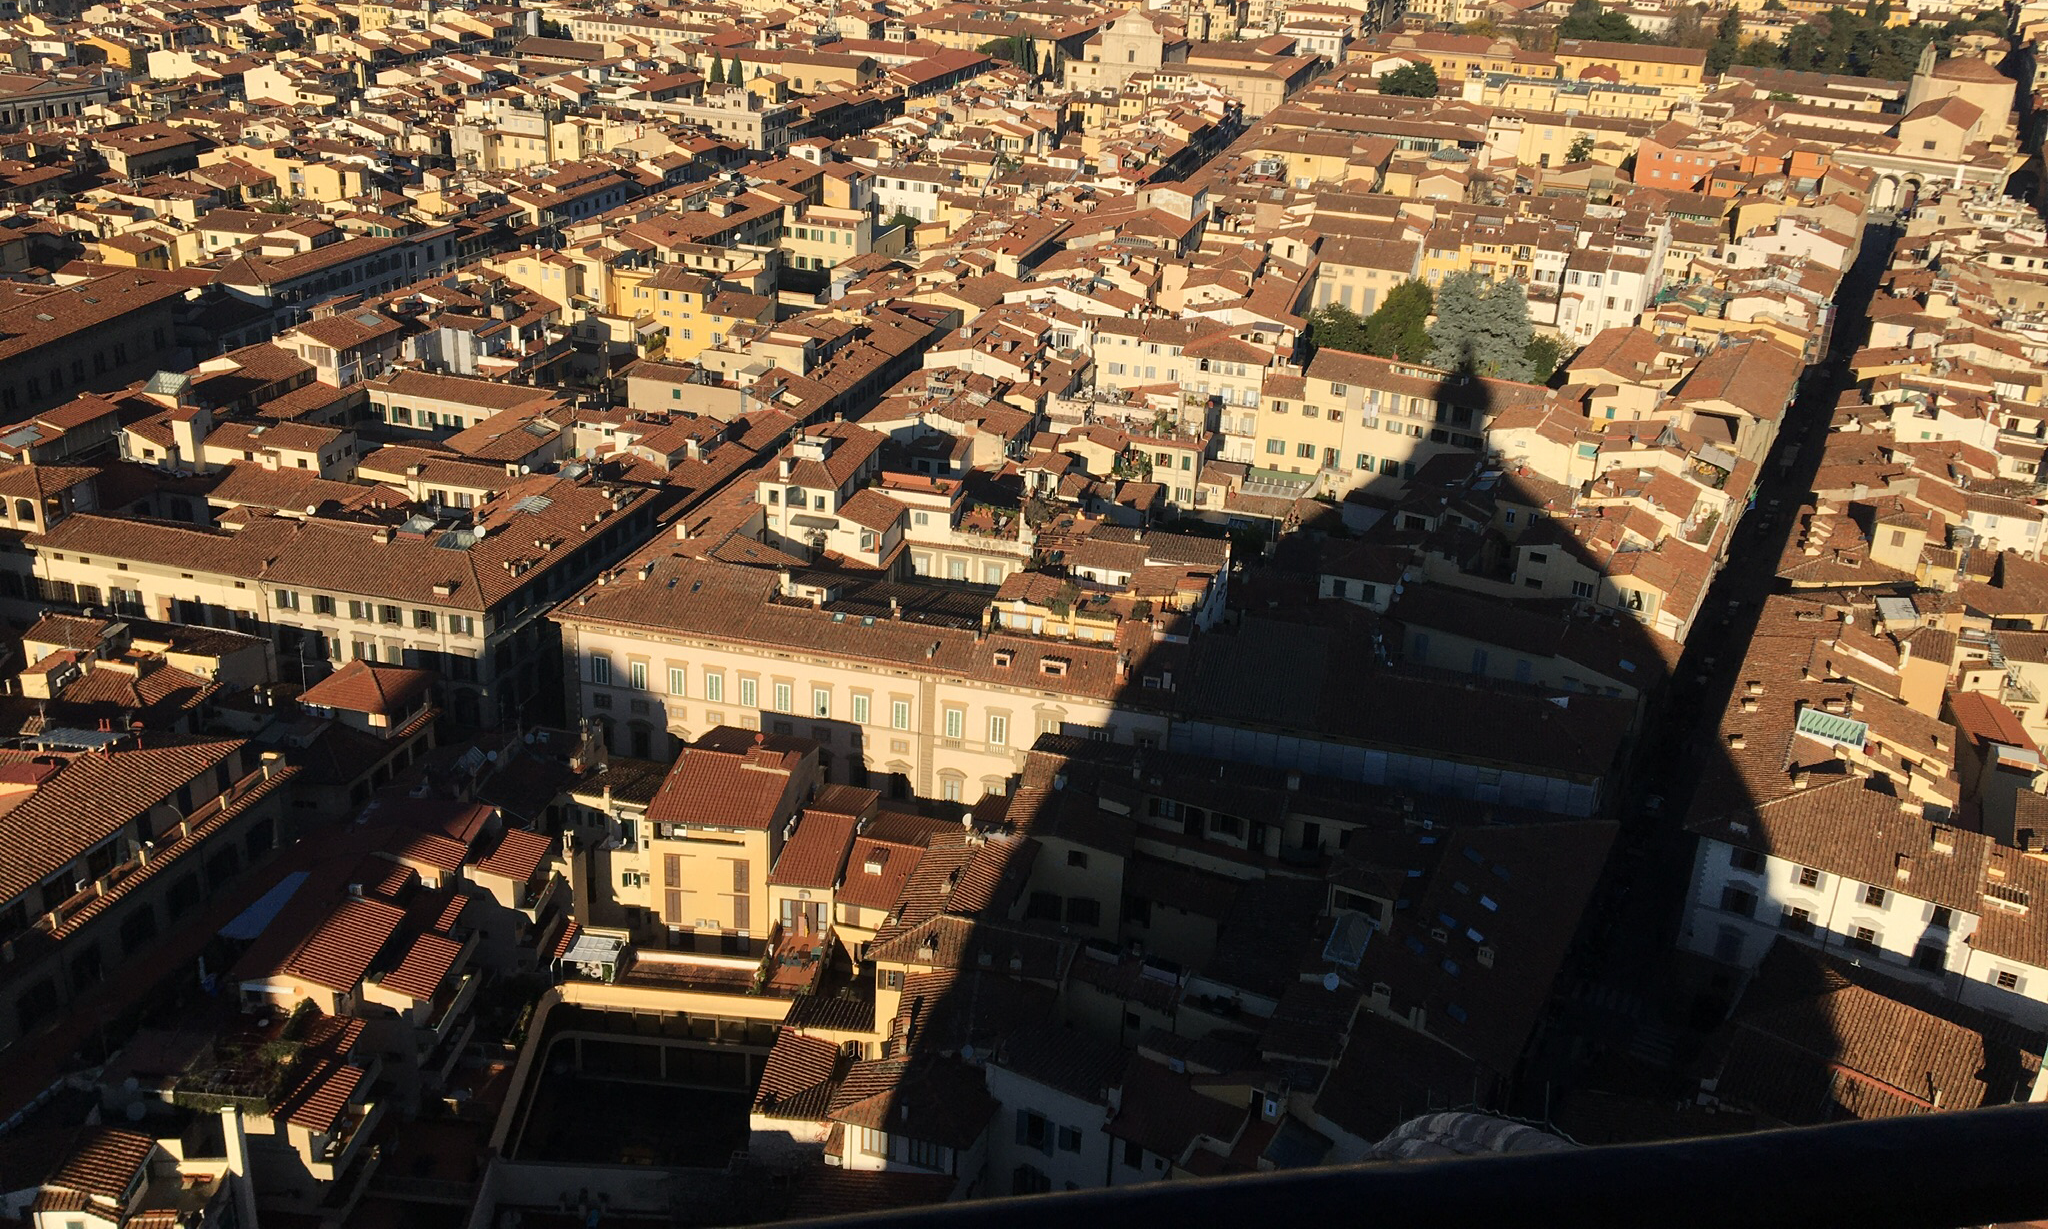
left=1365, top=280, right=1433, bottom=362
left=1551, top=1, right=2002, bottom=81
left=1427, top=272, right=1535, bottom=382
left=1378, top=62, right=1439, bottom=97
left=980, top=34, right=1033, bottom=68
left=1306, top=280, right=1433, bottom=364
left=1705, top=9, right=1742, bottom=74
left=1524, top=335, right=1566, bottom=383
left=1558, top=0, right=1642, bottom=42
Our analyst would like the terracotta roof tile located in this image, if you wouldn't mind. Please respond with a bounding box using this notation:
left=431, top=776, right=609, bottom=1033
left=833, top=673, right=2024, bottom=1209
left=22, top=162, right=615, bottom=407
left=769, top=810, right=860, bottom=890
left=275, top=896, right=407, bottom=992
left=0, top=738, right=241, bottom=906
left=646, top=735, right=808, bottom=831
left=299, top=661, right=434, bottom=717
left=377, top=931, right=463, bottom=1001
left=44, top=1127, right=153, bottom=1202
left=277, top=1058, right=365, bottom=1133
left=474, top=828, right=553, bottom=884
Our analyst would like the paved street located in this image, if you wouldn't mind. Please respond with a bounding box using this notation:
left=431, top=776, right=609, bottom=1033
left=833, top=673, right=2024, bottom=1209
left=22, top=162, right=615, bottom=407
left=1521, top=216, right=1907, bottom=1121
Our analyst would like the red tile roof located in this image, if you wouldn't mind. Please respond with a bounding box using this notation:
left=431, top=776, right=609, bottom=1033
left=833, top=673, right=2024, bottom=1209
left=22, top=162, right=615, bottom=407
left=646, top=736, right=807, bottom=831
left=769, top=810, right=859, bottom=890
left=276, top=895, right=407, bottom=992
left=550, top=919, right=581, bottom=961
left=277, top=1058, right=365, bottom=1133
left=432, top=892, right=469, bottom=934
left=350, top=854, right=419, bottom=901
left=1949, top=689, right=2037, bottom=754
left=49, top=761, right=297, bottom=941
left=377, top=931, right=463, bottom=1001
left=45, top=1127, right=154, bottom=1202
left=300, top=661, right=434, bottom=717
left=0, top=738, right=241, bottom=905
left=836, top=837, right=923, bottom=912
left=382, top=828, right=471, bottom=875
left=475, top=827, right=553, bottom=884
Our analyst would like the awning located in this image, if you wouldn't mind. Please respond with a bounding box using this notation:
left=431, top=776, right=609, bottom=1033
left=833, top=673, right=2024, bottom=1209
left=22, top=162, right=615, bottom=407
left=563, top=933, right=625, bottom=966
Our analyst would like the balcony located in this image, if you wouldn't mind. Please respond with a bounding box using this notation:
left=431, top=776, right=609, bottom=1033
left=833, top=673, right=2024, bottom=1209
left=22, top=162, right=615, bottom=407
left=763, top=922, right=832, bottom=996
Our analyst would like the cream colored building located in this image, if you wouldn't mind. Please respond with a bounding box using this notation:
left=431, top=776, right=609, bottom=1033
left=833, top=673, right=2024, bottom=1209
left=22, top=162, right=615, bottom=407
left=26, top=474, right=657, bottom=727
left=552, top=555, right=1172, bottom=799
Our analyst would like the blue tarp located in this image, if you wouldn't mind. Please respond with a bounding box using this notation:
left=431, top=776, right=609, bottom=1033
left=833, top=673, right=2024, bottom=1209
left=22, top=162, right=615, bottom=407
left=218, top=870, right=309, bottom=941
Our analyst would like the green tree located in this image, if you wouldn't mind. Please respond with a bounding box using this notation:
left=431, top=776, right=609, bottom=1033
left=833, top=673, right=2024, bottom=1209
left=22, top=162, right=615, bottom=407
left=887, top=209, right=921, bottom=237
left=730, top=55, right=744, bottom=83
left=1567, top=134, right=1594, bottom=162
left=1378, top=62, right=1439, bottom=97
left=979, top=34, right=1032, bottom=67
left=1307, top=303, right=1370, bottom=353
left=1558, top=0, right=1641, bottom=42
left=1706, top=9, right=1742, bottom=75
left=710, top=56, right=726, bottom=84
left=1666, top=3, right=1704, bottom=48
left=1364, top=279, right=1433, bottom=362
left=1427, top=272, right=1535, bottom=382
left=1524, top=335, right=1565, bottom=382
left=1737, top=36, right=1780, bottom=67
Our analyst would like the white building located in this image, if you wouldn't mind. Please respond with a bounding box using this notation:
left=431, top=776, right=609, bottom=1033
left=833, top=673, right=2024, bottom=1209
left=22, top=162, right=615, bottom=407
left=1683, top=779, right=2048, bottom=1031
left=984, top=1027, right=1124, bottom=1194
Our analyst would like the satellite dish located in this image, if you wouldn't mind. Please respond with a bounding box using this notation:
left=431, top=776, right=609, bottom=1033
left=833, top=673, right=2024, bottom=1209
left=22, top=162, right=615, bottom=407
left=1322, top=971, right=1340, bottom=993
left=960, top=1044, right=975, bottom=1062
left=486, top=750, right=499, bottom=762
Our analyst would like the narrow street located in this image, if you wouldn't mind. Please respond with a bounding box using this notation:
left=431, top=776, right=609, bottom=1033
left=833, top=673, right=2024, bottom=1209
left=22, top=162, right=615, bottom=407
left=1518, top=215, right=1906, bottom=1121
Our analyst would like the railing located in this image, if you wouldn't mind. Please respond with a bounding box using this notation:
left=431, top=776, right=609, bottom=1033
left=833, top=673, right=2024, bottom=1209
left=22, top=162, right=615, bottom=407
left=764, top=1103, right=2048, bottom=1229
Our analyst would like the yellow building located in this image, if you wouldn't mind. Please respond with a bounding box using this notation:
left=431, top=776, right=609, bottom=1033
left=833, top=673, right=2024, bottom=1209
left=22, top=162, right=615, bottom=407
left=553, top=554, right=1175, bottom=801
left=1552, top=39, right=1706, bottom=89
left=1468, top=74, right=1676, bottom=121
left=622, top=730, right=821, bottom=957
left=620, top=266, right=775, bottom=364
left=202, top=144, right=371, bottom=202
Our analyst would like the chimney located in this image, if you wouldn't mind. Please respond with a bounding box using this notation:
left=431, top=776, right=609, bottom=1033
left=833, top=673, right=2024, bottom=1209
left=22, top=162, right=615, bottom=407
left=165, top=400, right=213, bottom=467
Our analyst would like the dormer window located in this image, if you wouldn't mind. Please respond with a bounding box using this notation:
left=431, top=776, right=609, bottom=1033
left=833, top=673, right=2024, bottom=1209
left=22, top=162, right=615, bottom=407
left=993, top=649, right=1014, bottom=668
left=1041, top=657, right=1068, bottom=677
